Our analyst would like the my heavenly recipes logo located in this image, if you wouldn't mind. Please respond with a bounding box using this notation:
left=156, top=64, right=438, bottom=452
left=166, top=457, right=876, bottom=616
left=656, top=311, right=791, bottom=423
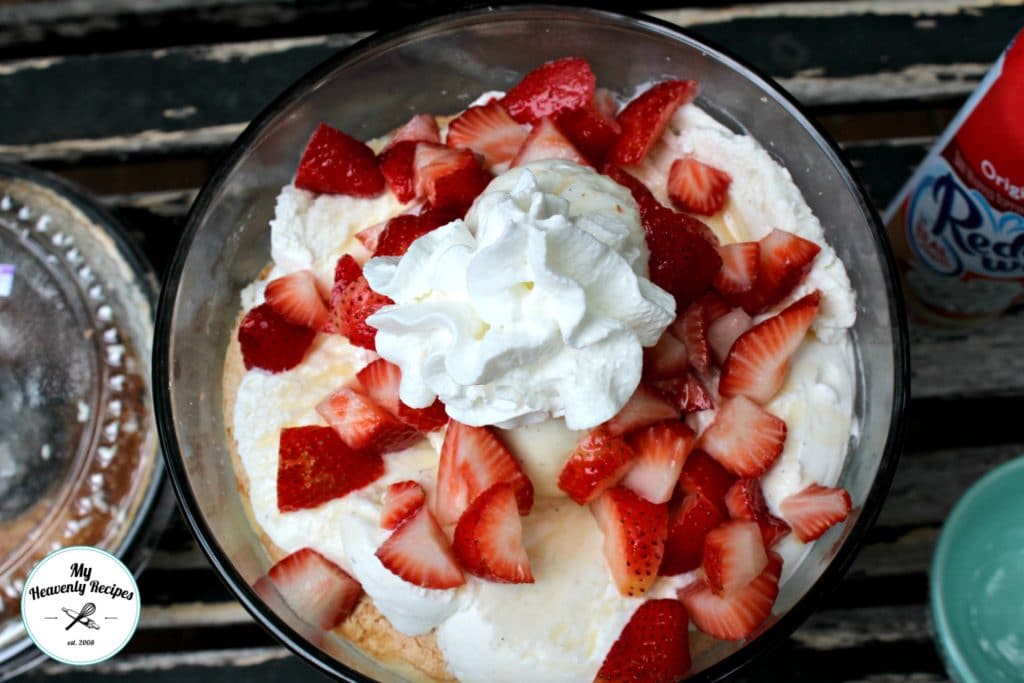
left=21, top=546, right=140, bottom=665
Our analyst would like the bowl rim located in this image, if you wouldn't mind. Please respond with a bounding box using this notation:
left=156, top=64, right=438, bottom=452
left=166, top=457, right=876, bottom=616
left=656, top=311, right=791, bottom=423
left=153, top=5, right=910, bottom=681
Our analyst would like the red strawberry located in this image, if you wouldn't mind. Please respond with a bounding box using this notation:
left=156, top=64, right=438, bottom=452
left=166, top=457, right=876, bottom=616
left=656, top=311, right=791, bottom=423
left=699, top=396, right=786, bottom=478
left=375, top=507, right=465, bottom=589
left=677, top=450, right=737, bottom=515
left=654, top=371, right=714, bottom=414
left=606, top=80, right=698, bottom=166
left=381, top=480, right=426, bottom=531
left=255, top=548, right=362, bottom=630
left=511, top=116, right=589, bottom=167
left=413, top=143, right=478, bottom=200
left=718, top=291, right=821, bottom=404
left=702, top=520, right=769, bottom=594
left=779, top=483, right=852, bottom=542
left=378, top=140, right=419, bottom=202
left=355, top=358, right=448, bottom=432
left=738, top=229, right=821, bottom=313
left=645, top=210, right=723, bottom=308
left=667, top=156, right=732, bottom=216
left=316, top=386, right=421, bottom=455
left=277, top=426, right=384, bottom=512
left=388, top=113, right=441, bottom=148
left=622, top=421, right=696, bottom=504
left=238, top=303, right=315, bottom=373
left=725, top=478, right=791, bottom=548
left=374, top=206, right=460, bottom=258
left=294, top=123, right=385, bottom=197
left=446, top=103, right=528, bottom=169
left=643, top=330, right=689, bottom=380
left=453, top=482, right=534, bottom=583
left=700, top=291, right=731, bottom=323
left=555, top=104, right=621, bottom=166
left=334, top=276, right=393, bottom=350
left=596, top=599, right=691, bottom=683
left=602, top=383, right=679, bottom=438
left=265, top=270, right=330, bottom=331
left=333, top=254, right=362, bottom=289
left=436, top=421, right=534, bottom=525
left=707, top=307, right=753, bottom=366
left=501, top=56, right=596, bottom=124
left=673, top=300, right=710, bottom=372
left=679, top=550, right=782, bottom=641
left=603, top=165, right=664, bottom=222
left=591, top=486, right=669, bottom=597
left=660, top=492, right=723, bottom=575
left=714, top=242, right=759, bottom=296
left=557, top=431, right=635, bottom=505
left=429, top=163, right=492, bottom=213
left=354, top=221, right=386, bottom=252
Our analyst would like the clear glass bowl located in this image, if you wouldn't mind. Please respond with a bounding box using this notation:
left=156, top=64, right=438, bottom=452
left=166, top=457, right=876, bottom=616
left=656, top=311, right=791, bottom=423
left=154, top=6, right=909, bottom=682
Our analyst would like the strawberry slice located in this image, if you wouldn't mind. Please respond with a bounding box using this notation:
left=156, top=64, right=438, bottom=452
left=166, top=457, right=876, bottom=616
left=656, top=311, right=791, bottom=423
left=381, top=480, right=426, bottom=531
left=316, top=386, right=421, bottom=456
left=591, top=486, right=669, bottom=597
left=254, top=548, right=362, bottom=630
left=333, top=275, right=393, bottom=350
left=700, top=291, right=731, bottom=323
left=596, top=599, right=691, bottom=683
left=264, top=270, right=330, bottom=331
left=654, top=371, right=714, bottom=414
left=413, top=143, right=478, bottom=199
left=713, top=242, right=759, bottom=297
left=703, top=520, right=769, bottom=594
left=738, top=229, right=822, bottom=314
left=677, top=449, right=737, bottom=515
left=719, top=291, right=821, bottom=404
left=643, top=330, right=689, bottom=380
left=511, top=116, right=589, bottom=167
left=622, top=421, right=696, bottom=504
left=387, top=113, right=441, bottom=148
left=436, top=421, right=534, bottom=525
left=557, top=431, right=635, bottom=505
left=699, top=396, right=787, bottom=478
left=779, top=483, right=852, bottom=542
left=453, top=482, right=534, bottom=583
left=356, top=358, right=449, bottom=432
left=645, top=209, right=723, bottom=308
left=725, top=478, right=791, bottom=548
left=374, top=206, right=459, bottom=258
left=501, top=56, right=596, bottom=125
left=277, top=426, right=384, bottom=512
left=333, top=254, right=362, bottom=289
left=294, top=123, right=385, bottom=197
left=554, top=104, right=621, bottom=166
left=446, top=103, right=528, bottom=170
left=707, top=307, right=753, bottom=366
left=428, top=164, right=492, bottom=214
left=606, top=80, right=698, bottom=166
left=660, top=492, right=723, bottom=575
left=602, top=383, right=679, bottom=438
left=378, top=140, right=419, bottom=203
left=375, top=507, right=465, bottom=589
left=667, top=156, right=732, bottom=216
left=238, top=303, right=315, bottom=373
left=679, top=550, right=782, bottom=641
left=671, top=300, right=710, bottom=372
left=354, top=221, right=386, bottom=252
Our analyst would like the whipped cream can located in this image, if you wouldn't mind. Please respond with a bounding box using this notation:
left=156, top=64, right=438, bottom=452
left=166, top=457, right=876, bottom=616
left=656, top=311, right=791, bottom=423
left=884, top=28, right=1024, bottom=326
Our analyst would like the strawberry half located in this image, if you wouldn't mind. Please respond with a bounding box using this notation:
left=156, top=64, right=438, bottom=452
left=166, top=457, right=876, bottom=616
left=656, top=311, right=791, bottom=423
left=779, top=483, right=852, bottom=542
left=554, top=104, right=621, bottom=166
left=316, top=386, right=421, bottom=456
left=679, top=550, right=782, bottom=641
left=264, top=270, right=330, bottom=331
left=294, top=123, right=385, bottom=197
left=606, top=80, right=698, bottom=166
left=667, top=156, right=732, bottom=216
left=446, top=103, right=528, bottom=170
left=707, top=307, right=753, bottom=366
left=356, top=358, right=449, bottom=432
left=375, top=507, right=465, bottom=589
left=238, top=303, right=315, bottom=373
left=378, top=140, right=419, bottom=203
left=334, top=275, right=393, bottom=350
left=254, top=548, right=362, bottom=630
left=602, top=383, right=679, bottom=438
left=737, top=229, right=821, bottom=314
left=381, top=480, right=426, bottom=531
left=596, top=599, right=691, bottom=683
left=660, top=492, right=723, bottom=575
left=654, top=371, right=714, bottom=414
left=678, top=449, right=737, bottom=515
left=719, top=291, right=821, bottom=404
left=713, top=241, right=759, bottom=297
left=453, top=482, right=534, bottom=583
left=699, top=396, right=787, bottom=478
left=277, top=425, right=384, bottom=512
left=645, top=209, right=723, bottom=308
left=557, top=431, right=636, bottom=505
left=387, top=113, right=441, bottom=148
left=622, top=421, right=696, bottom=504
left=643, top=330, right=689, bottom=381
left=591, top=486, right=669, bottom=597
left=703, top=520, right=769, bottom=594
left=725, top=478, right=791, bottom=548
left=511, top=116, right=589, bottom=167
left=501, top=56, right=596, bottom=125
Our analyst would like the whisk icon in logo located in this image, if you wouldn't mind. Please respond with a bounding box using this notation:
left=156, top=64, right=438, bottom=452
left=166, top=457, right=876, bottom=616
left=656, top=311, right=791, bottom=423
left=21, top=546, right=140, bottom=665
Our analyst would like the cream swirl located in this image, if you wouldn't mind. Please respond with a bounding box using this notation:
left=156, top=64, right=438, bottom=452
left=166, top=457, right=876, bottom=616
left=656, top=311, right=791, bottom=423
left=364, top=161, right=675, bottom=430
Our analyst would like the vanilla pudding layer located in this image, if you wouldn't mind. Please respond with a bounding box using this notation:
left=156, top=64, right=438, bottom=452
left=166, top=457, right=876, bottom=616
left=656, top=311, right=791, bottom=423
left=227, top=101, right=857, bottom=683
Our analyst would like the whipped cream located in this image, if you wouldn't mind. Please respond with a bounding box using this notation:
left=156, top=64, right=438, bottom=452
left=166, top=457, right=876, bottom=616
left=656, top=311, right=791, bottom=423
left=364, top=161, right=675, bottom=431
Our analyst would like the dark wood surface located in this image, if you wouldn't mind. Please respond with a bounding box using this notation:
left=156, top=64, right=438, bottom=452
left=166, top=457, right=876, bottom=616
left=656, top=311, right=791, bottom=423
left=6, top=1, right=1024, bottom=681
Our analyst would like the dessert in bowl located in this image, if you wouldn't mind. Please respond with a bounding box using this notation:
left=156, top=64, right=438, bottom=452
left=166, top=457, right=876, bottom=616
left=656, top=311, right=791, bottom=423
left=155, top=7, right=908, bottom=682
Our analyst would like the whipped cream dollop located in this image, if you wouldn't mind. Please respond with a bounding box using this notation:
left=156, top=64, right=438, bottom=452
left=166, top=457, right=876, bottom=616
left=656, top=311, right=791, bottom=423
left=364, top=161, right=676, bottom=431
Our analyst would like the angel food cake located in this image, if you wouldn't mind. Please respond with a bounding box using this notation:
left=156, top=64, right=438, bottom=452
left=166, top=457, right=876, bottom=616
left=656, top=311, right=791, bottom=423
left=226, top=57, right=858, bottom=682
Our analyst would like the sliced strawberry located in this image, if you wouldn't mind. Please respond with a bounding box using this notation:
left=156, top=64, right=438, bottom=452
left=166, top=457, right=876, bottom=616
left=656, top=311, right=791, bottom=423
left=719, top=291, right=821, bottom=404
left=699, top=396, right=786, bottom=478
left=591, top=486, right=668, bottom=597
left=643, top=330, right=689, bottom=380
left=356, top=358, right=449, bottom=432
left=387, top=113, right=441, bottom=148
left=645, top=209, right=723, bottom=308
left=354, top=221, right=386, bottom=252
left=511, top=116, right=589, bottom=167
left=660, top=492, right=723, bottom=575
left=671, top=300, right=709, bottom=372
left=334, top=276, right=393, bottom=350
left=264, top=270, right=330, bottom=331
left=429, top=163, right=492, bottom=213
left=453, top=482, right=534, bottom=583
left=557, top=431, right=636, bottom=505
left=725, top=478, right=791, bottom=548
left=679, top=550, right=782, bottom=641
left=374, top=206, right=459, bottom=258
left=446, top=103, right=528, bottom=170
left=602, top=383, right=679, bottom=438
left=436, top=421, right=533, bottom=525
left=381, top=480, right=426, bottom=531
left=606, top=80, right=698, bottom=166
left=677, top=449, right=737, bottom=515
left=703, top=520, right=768, bottom=594
left=713, top=242, right=759, bottom=296
left=277, top=426, right=384, bottom=512
left=333, top=254, right=362, bottom=289
left=413, top=143, right=478, bottom=201
left=708, top=307, right=754, bottom=366
left=316, top=386, right=421, bottom=455
left=501, top=56, right=596, bottom=124
left=738, top=229, right=821, bottom=313
left=294, top=123, right=384, bottom=197
left=378, top=140, right=419, bottom=202
left=375, top=507, right=465, bottom=589
left=596, top=599, right=691, bottom=683
left=779, top=483, right=852, bottom=542
left=603, top=165, right=664, bottom=222
left=622, top=421, right=696, bottom=504
left=700, top=291, right=731, bottom=323
left=655, top=371, right=714, bottom=414
left=554, top=104, right=621, bottom=166
left=238, top=303, right=315, bottom=373
left=668, top=156, right=732, bottom=216
left=255, top=548, right=362, bottom=630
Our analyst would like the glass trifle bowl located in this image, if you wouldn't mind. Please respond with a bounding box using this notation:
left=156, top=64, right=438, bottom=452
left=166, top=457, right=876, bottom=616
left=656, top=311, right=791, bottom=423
left=154, top=5, right=908, bottom=682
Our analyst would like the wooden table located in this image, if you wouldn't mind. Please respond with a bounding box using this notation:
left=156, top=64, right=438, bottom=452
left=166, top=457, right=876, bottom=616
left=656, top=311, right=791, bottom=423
left=7, top=1, right=1024, bottom=681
